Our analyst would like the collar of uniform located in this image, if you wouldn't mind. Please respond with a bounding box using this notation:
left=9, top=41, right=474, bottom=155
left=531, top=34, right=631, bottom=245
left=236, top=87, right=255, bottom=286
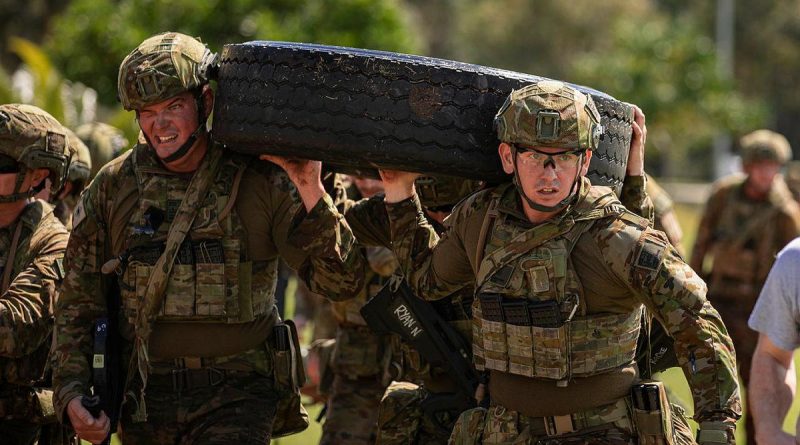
left=495, top=177, right=593, bottom=227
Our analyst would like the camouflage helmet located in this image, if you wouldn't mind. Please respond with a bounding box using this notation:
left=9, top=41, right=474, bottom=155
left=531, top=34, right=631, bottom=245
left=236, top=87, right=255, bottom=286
left=75, top=122, right=129, bottom=177
left=494, top=80, right=603, bottom=151
left=0, top=104, right=71, bottom=201
left=118, top=32, right=217, bottom=110
left=65, top=128, right=92, bottom=184
left=740, top=129, right=792, bottom=165
left=415, top=175, right=483, bottom=210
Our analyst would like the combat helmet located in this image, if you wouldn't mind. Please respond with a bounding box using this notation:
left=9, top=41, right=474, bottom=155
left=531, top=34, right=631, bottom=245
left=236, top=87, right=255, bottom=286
left=118, top=32, right=217, bottom=163
left=118, top=32, right=217, bottom=111
left=0, top=104, right=72, bottom=203
left=493, top=80, right=603, bottom=212
left=415, top=175, right=483, bottom=212
left=740, top=129, right=792, bottom=165
left=75, top=122, right=129, bottom=177
left=65, top=128, right=92, bottom=188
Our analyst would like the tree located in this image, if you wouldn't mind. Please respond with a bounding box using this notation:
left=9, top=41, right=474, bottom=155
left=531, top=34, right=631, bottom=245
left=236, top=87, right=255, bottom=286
left=45, top=0, right=419, bottom=104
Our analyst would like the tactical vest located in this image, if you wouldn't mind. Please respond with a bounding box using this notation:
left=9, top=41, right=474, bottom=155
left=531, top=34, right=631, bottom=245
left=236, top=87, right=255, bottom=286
left=472, top=184, right=642, bottom=382
left=118, top=145, right=271, bottom=325
left=709, top=178, right=793, bottom=293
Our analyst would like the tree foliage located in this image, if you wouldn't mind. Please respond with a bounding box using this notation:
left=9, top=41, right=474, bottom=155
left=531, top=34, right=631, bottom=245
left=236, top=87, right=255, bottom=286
left=45, top=0, right=419, bottom=104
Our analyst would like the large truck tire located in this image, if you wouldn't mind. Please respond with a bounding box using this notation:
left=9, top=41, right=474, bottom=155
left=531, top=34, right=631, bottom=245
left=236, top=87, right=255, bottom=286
left=213, top=41, right=633, bottom=192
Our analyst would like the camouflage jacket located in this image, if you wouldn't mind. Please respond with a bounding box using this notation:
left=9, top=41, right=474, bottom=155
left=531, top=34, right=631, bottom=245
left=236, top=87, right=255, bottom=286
left=690, top=173, right=800, bottom=296
left=1, top=200, right=68, bottom=388
left=385, top=175, right=741, bottom=423
left=52, top=142, right=364, bottom=422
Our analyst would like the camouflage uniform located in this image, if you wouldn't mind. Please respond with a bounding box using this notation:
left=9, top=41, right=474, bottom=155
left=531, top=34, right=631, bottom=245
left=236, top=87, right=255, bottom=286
left=646, top=174, right=685, bottom=257
left=344, top=177, right=481, bottom=445
left=52, top=32, right=364, bottom=444
left=690, top=129, right=800, bottom=445
left=0, top=104, right=71, bottom=444
left=385, top=82, right=741, bottom=444
left=319, top=246, right=396, bottom=445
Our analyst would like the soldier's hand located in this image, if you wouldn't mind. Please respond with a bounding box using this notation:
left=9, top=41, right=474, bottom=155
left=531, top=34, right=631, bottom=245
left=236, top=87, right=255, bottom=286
left=379, top=170, right=421, bottom=203
left=67, top=396, right=110, bottom=444
left=261, top=155, right=325, bottom=212
left=627, top=104, right=646, bottom=177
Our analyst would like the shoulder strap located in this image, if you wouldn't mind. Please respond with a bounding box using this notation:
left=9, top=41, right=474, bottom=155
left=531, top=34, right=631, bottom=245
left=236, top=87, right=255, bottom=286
left=128, top=146, right=224, bottom=420
left=474, top=194, right=500, bottom=268
left=0, top=219, right=24, bottom=293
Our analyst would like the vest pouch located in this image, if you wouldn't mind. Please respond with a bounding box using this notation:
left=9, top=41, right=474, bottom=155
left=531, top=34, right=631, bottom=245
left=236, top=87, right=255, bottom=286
left=478, top=293, right=508, bottom=372
left=332, top=326, right=384, bottom=378
left=531, top=323, right=569, bottom=380
left=270, top=320, right=309, bottom=437
left=195, top=263, right=226, bottom=316
left=631, top=380, right=675, bottom=445
left=161, top=264, right=197, bottom=317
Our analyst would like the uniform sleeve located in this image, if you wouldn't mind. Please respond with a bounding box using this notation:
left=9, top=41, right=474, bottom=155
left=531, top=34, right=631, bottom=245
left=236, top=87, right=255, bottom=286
left=748, top=239, right=800, bottom=351
left=604, top=219, right=741, bottom=423
left=0, top=227, right=66, bottom=357
left=345, top=195, right=392, bottom=248
left=385, top=194, right=474, bottom=301
left=776, top=203, right=800, bottom=248
left=52, top=185, right=107, bottom=423
left=619, top=175, right=655, bottom=222
left=269, top=178, right=365, bottom=302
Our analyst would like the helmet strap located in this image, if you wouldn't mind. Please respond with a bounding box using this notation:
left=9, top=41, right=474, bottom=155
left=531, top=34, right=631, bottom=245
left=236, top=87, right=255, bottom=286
left=0, top=170, right=36, bottom=203
left=511, top=149, right=582, bottom=213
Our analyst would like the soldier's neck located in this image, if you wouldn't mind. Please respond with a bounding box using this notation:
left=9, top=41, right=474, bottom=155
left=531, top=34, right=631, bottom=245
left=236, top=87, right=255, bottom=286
left=0, top=199, right=30, bottom=229
left=160, top=133, right=209, bottom=174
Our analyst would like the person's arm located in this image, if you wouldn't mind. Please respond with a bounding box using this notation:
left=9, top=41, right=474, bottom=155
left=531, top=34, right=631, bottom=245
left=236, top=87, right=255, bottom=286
left=0, top=215, right=67, bottom=357
left=750, top=334, right=796, bottom=445
left=345, top=194, right=393, bottom=248
left=380, top=170, right=475, bottom=301
left=604, top=219, right=740, bottom=440
left=618, top=105, right=655, bottom=222
left=261, top=157, right=365, bottom=301
left=52, top=181, right=111, bottom=426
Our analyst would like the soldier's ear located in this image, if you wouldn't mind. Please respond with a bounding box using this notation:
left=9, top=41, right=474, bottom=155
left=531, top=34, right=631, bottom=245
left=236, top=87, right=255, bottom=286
left=201, top=85, right=214, bottom=118
left=499, top=143, right=515, bottom=174
left=580, top=150, right=592, bottom=176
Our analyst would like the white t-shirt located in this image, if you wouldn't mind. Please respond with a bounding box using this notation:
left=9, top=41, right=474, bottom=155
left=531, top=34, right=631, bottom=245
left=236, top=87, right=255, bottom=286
left=749, top=237, right=800, bottom=351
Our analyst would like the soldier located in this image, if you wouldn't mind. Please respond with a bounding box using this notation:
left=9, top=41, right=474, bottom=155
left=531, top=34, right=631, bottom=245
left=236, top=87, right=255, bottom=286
left=74, top=122, right=129, bottom=178
left=52, top=32, right=364, bottom=444
left=690, top=129, right=800, bottom=444
left=0, top=104, right=71, bottom=444
left=318, top=176, right=396, bottom=445
left=379, top=81, right=740, bottom=444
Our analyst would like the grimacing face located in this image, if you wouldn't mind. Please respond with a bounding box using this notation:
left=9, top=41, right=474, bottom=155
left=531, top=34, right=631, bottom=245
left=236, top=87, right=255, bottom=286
left=137, top=91, right=201, bottom=161
left=499, top=143, right=591, bottom=211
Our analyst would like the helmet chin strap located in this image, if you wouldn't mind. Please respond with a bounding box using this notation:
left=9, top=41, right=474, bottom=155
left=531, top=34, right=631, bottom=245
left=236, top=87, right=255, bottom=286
left=511, top=149, right=583, bottom=213
left=0, top=169, right=37, bottom=203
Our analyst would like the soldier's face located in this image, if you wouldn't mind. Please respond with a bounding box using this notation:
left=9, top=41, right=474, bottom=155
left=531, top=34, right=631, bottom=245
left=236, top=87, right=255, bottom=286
left=743, top=160, right=781, bottom=198
left=499, top=143, right=591, bottom=209
left=137, top=92, right=200, bottom=160
left=0, top=168, right=48, bottom=200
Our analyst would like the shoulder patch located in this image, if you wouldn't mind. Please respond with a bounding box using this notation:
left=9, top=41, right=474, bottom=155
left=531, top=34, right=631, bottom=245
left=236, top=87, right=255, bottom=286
left=72, top=198, right=87, bottom=229
left=635, top=234, right=667, bottom=271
